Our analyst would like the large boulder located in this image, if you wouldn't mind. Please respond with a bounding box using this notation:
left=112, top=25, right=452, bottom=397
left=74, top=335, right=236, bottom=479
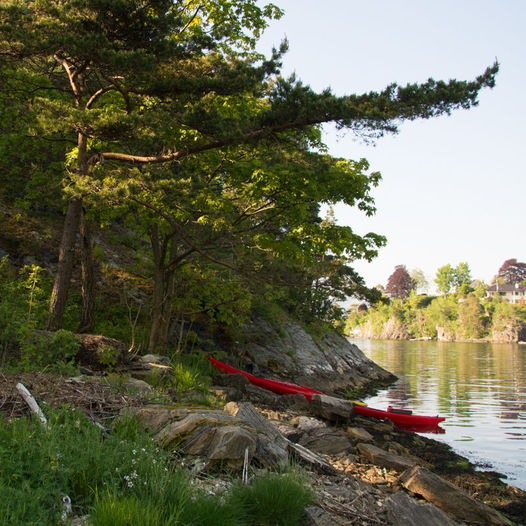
left=226, top=402, right=289, bottom=469
left=310, top=394, right=354, bottom=422
left=235, top=315, right=394, bottom=394
left=182, top=424, right=256, bottom=467
left=298, top=427, right=353, bottom=456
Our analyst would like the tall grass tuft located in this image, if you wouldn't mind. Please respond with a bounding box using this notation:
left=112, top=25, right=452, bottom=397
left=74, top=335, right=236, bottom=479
left=230, top=471, right=315, bottom=526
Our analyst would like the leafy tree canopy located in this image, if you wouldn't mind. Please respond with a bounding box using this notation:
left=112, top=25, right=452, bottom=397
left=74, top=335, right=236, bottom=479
left=435, top=262, right=472, bottom=295
left=0, top=0, right=498, bottom=166
left=0, top=0, right=500, bottom=339
left=497, top=259, right=526, bottom=285
left=386, top=265, right=415, bottom=299
left=410, top=268, right=428, bottom=294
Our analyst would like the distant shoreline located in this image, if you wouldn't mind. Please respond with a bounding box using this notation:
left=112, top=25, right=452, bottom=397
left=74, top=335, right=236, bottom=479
left=347, top=334, right=526, bottom=345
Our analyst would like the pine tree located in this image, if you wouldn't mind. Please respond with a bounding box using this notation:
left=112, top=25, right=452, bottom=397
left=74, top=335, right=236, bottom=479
left=1, top=0, right=498, bottom=341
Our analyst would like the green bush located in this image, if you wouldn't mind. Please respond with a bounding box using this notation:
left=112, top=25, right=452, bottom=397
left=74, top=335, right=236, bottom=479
left=19, top=329, right=80, bottom=374
left=0, top=257, right=81, bottom=369
left=230, top=471, right=315, bottom=526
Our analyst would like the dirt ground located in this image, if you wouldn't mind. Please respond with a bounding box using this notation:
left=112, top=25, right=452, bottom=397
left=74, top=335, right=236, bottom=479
left=0, top=371, right=142, bottom=423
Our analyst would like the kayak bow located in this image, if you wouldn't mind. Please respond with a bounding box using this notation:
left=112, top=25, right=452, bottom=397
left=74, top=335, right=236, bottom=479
left=206, top=354, right=445, bottom=429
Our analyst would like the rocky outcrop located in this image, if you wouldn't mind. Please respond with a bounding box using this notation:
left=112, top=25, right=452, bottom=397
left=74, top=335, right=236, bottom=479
left=235, top=315, right=395, bottom=394
left=492, top=320, right=526, bottom=343
left=381, top=317, right=409, bottom=340
left=436, top=326, right=456, bottom=342
left=400, top=466, right=513, bottom=525
left=309, top=394, right=354, bottom=422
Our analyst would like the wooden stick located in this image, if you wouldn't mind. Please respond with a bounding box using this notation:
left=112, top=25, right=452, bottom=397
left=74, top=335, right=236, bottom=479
left=16, top=383, right=48, bottom=427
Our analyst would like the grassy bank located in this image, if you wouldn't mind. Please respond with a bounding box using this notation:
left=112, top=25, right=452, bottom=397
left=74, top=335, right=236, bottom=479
left=0, top=406, right=313, bottom=525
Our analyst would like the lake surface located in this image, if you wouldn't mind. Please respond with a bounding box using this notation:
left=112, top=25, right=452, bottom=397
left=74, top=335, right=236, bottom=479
left=351, top=338, right=526, bottom=490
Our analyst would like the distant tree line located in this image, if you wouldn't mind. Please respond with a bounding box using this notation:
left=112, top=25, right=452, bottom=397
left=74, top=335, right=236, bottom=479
left=347, top=259, right=526, bottom=341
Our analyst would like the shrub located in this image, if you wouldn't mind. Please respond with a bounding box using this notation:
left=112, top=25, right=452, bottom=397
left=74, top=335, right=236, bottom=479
left=19, top=329, right=80, bottom=374
left=230, top=471, right=315, bottom=526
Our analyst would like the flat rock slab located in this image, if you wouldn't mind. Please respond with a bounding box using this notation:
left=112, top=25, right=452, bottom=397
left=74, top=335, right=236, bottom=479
left=385, top=491, right=459, bottom=526
left=156, top=410, right=238, bottom=446
left=347, top=426, right=374, bottom=442
left=123, top=405, right=189, bottom=432
left=400, top=466, right=513, bottom=526
left=357, top=443, right=417, bottom=472
left=299, top=427, right=353, bottom=456
left=310, top=394, right=354, bottom=422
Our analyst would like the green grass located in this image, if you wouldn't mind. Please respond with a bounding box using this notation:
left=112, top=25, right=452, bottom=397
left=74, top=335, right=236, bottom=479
left=230, top=471, right=315, bottom=526
left=0, top=407, right=315, bottom=525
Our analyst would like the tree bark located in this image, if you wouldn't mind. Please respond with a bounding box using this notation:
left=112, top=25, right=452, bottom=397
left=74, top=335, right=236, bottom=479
left=47, top=197, right=82, bottom=330
left=148, top=228, right=179, bottom=352
left=78, top=207, right=96, bottom=333
left=47, top=132, right=88, bottom=330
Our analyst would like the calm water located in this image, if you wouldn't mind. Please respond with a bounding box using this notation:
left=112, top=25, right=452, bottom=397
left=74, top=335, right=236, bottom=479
left=351, top=338, right=526, bottom=490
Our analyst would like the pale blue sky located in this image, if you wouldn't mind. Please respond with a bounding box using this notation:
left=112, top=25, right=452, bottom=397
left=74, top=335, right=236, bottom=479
left=257, top=1, right=525, bottom=291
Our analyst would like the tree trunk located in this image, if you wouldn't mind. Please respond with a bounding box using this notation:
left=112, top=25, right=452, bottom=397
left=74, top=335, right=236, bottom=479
left=47, top=132, right=88, bottom=330
left=78, top=207, right=96, bottom=333
left=47, top=197, right=82, bottom=330
left=148, top=228, right=177, bottom=352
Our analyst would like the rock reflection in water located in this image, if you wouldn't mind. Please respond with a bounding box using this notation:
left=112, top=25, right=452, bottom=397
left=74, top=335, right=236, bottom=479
left=352, top=338, right=526, bottom=491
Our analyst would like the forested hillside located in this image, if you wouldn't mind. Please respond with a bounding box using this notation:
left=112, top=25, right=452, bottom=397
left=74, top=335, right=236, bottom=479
left=0, top=0, right=498, bottom=368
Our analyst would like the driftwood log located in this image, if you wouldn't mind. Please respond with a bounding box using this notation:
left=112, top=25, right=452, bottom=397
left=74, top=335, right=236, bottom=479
left=16, top=383, right=48, bottom=427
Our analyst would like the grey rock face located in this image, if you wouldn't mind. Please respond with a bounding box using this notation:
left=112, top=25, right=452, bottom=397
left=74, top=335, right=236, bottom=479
left=385, top=491, right=459, bottom=526
left=298, top=427, right=353, bottom=456
left=236, top=315, right=394, bottom=394
left=310, top=394, right=354, bottom=422
left=400, top=466, right=513, bottom=526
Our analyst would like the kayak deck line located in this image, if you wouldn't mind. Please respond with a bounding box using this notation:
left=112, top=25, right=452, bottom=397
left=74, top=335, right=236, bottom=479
left=206, top=354, right=445, bottom=431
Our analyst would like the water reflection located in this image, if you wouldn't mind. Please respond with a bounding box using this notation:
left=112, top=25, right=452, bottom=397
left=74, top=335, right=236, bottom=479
left=352, top=338, right=526, bottom=490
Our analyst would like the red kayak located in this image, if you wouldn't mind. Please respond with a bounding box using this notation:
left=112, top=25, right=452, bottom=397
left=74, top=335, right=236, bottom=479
left=353, top=405, right=445, bottom=427
left=207, top=354, right=322, bottom=399
left=206, top=355, right=445, bottom=428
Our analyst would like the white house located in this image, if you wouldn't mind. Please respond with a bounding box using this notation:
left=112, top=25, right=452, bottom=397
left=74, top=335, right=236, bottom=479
left=487, top=283, right=526, bottom=304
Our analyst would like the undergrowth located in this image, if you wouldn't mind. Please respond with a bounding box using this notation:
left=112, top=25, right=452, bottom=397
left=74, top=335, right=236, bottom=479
left=0, top=408, right=314, bottom=525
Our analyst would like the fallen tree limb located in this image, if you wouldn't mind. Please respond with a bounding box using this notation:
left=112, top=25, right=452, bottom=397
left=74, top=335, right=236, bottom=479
left=16, top=383, right=48, bottom=427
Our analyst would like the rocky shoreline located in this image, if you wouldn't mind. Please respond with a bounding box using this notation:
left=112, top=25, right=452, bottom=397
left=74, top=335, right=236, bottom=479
left=2, top=369, right=525, bottom=525
left=350, top=321, right=526, bottom=344
left=194, top=373, right=525, bottom=525
left=2, top=321, right=525, bottom=525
